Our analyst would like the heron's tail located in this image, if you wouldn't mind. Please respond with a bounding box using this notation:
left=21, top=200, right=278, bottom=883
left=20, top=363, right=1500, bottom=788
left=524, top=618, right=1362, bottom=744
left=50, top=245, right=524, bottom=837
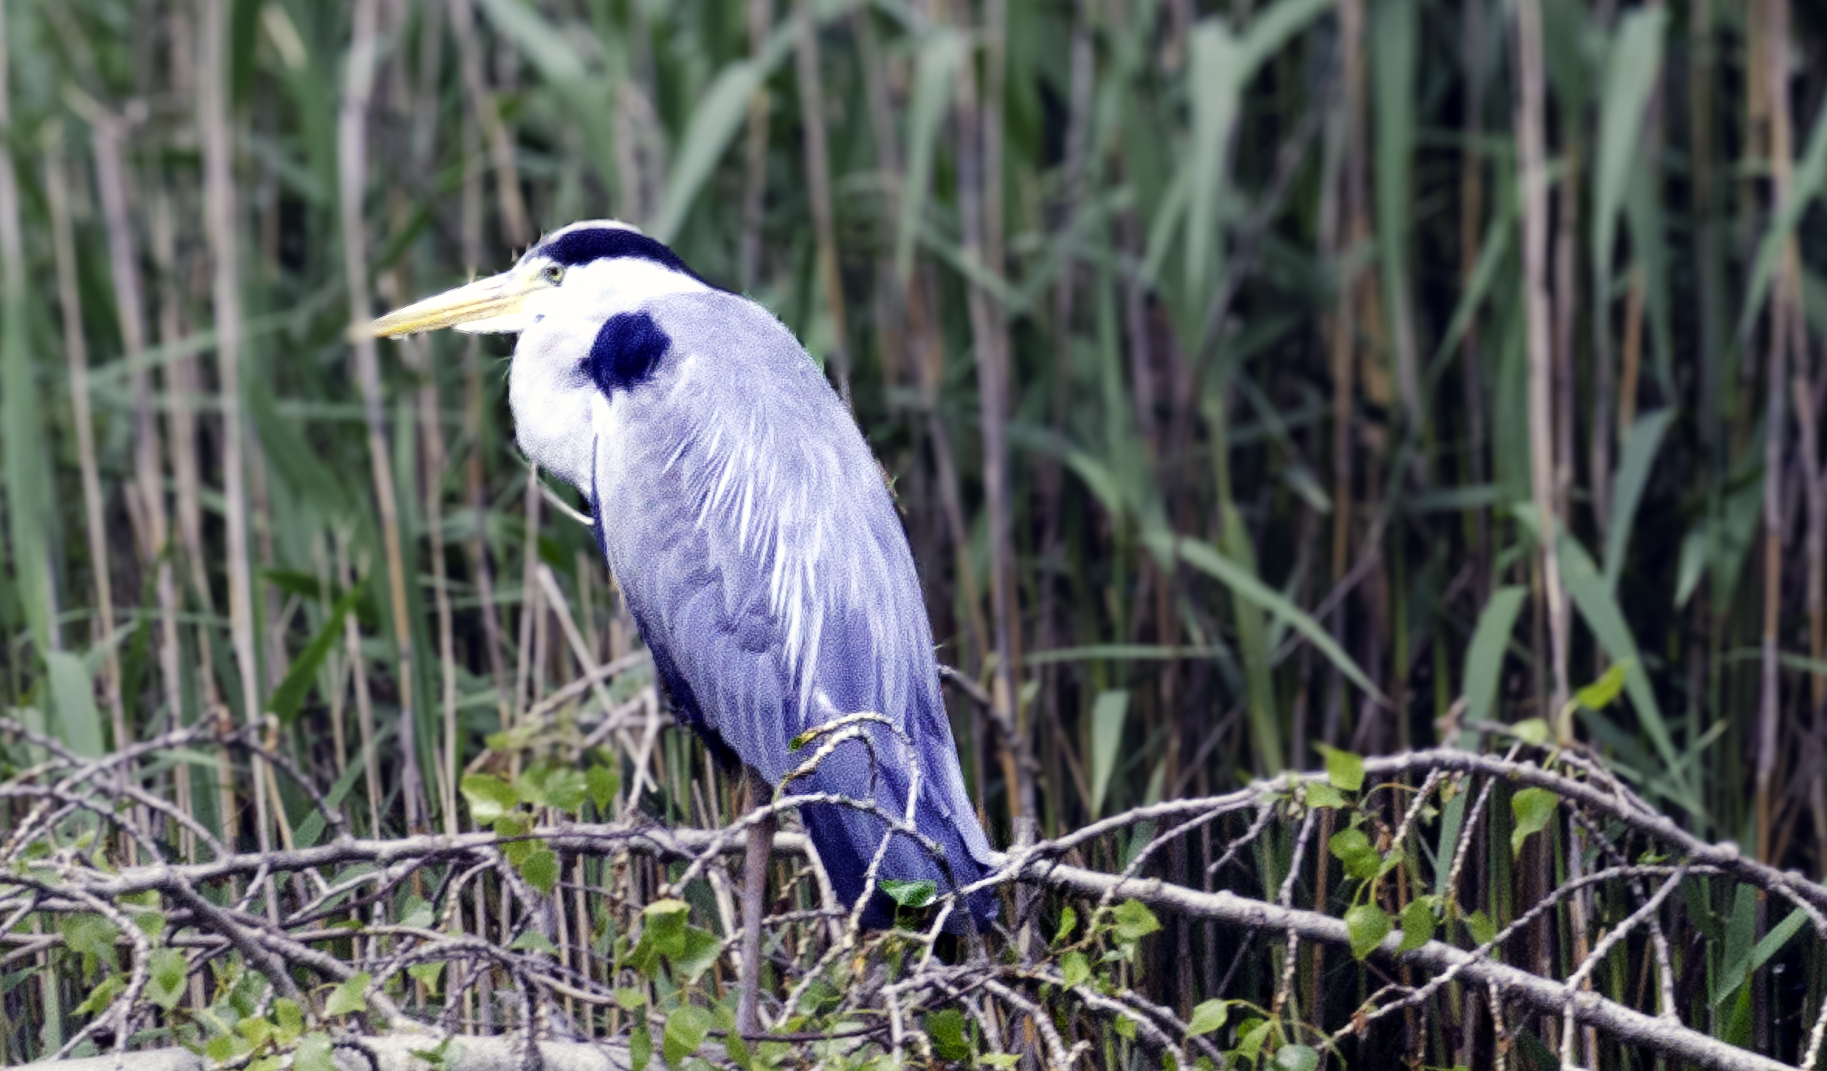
left=789, top=724, right=998, bottom=931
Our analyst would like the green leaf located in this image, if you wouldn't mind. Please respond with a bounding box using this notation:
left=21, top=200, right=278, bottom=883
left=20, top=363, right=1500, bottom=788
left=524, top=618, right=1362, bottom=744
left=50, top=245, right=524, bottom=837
left=1397, top=899, right=1435, bottom=953
left=614, top=987, right=647, bottom=1011
left=1054, top=905, right=1078, bottom=945
left=662, top=1004, right=712, bottom=1069
left=1273, top=1046, right=1320, bottom=1071
left=267, top=582, right=363, bottom=724
left=1313, top=743, right=1365, bottom=792
left=1510, top=788, right=1558, bottom=857
left=62, top=913, right=119, bottom=960
left=495, top=815, right=536, bottom=865
left=673, top=926, right=722, bottom=985
left=1575, top=661, right=1631, bottom=712
left=520, top=767, right=588, bottom=816
left=273, top=998, right=304, bottom=1043
left=407, top=961, right=445, bottom=994
left=295, top=1033, right=335, bottom=1071
left=1464, top=910, right=1497, bottom=948
left=881, top=879, right=937, bottom=909
left=325, top=972, right=371, bottom=1017
left=206, top=1034, right=249, bottom=1064
left=1328, top=827, right=1382, bottom=882
left=1060, top=951, right=1090, bottom=989
left=631, top=1023, right=652, bottom=1071
left=148, top=948, right=188, bottom=1011
left=1510, top=718, right=1552, bottom=746
left=237, top=1015, right=273, bottom=1048
left=927, top=1008, right=971, bottom=1062
left=1088, top=689, right=1130, bottom=818
left=1345, top=904, right=1390, bottom=961
left=510, top=932, right=558, bottom=955
left=462, top=774, right=520, bottom=824
left=519, top=848, right=559, bottom=894
left=587, top=764, right=621, bottom=814
left=1303, top=781, right=1347, bottom=810
left=1236, top=1020, right=1270, bottom=1062
left=1113, top=1014, right=1137, bottom=1040
left=74, top=974, right=124, bottom=1016
left=400, top=895, right=435, bottom=930
left=1185, top=999, right=1228, bottom=1037
left=1112, top=899, right=1161, bottom=943
left=1461, top=587, right=1527, bottom=747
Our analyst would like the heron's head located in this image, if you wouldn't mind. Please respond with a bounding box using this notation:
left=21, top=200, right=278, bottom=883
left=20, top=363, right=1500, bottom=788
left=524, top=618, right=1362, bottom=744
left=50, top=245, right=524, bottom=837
left=367, top=219, right=712, bottom=491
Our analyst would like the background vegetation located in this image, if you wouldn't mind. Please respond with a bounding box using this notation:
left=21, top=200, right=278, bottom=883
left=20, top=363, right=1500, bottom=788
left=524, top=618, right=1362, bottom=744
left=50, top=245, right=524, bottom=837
left=2, top=0, right=1827, bottom=1067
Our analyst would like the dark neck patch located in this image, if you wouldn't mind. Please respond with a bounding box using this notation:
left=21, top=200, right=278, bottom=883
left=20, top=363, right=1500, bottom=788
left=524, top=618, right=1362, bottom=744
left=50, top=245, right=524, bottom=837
left=538, top=227, right=709, bottom=285
left=587, top=312, right=670, bottom=395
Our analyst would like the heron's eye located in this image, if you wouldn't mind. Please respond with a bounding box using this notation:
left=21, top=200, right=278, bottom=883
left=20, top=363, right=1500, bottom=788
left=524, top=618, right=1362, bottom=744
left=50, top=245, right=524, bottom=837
left=542, top=264, right=565, bottom=284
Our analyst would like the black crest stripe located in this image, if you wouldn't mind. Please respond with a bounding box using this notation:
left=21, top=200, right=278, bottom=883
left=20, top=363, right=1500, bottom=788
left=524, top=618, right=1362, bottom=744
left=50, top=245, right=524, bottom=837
left=540, top=226, right=708, bottom=282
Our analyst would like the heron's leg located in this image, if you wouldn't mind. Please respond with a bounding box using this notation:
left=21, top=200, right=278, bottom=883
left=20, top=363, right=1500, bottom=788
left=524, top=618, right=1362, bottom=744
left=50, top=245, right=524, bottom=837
left=736, top=768, right=776, bottom=1038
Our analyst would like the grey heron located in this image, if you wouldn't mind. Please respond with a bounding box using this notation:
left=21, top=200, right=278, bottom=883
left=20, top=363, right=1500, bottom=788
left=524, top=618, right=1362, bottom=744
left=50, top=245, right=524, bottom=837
left=368, top=219, right=998, bottom=1033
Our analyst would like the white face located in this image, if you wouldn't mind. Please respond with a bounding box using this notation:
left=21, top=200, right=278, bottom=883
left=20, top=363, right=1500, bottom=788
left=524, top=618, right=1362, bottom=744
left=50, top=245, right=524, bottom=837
left=367, top=219, right=712, bottom=495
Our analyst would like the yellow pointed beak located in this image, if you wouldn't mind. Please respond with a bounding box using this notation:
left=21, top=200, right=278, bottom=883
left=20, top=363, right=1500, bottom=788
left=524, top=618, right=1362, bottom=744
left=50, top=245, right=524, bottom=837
left=361, top=270, right=542, bottom=339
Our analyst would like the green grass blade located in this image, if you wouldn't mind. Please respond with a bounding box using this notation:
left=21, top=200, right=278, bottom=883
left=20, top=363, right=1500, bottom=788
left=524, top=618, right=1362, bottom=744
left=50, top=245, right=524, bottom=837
left=45, top=651, right=104, bottom=758
left=1735, top=85, right=1827, bottom=343
left=1602, top=408, right=1674, bottom=593
left=894, top=25, right=964, bottom=284
left=1087, top=689, right=1128, bottom=819
left=1461, top=586, right=1527, bottom=748
left=1152, top=532, right=1386, bottom=707
left=1590, top=7, right=1665, bottom=296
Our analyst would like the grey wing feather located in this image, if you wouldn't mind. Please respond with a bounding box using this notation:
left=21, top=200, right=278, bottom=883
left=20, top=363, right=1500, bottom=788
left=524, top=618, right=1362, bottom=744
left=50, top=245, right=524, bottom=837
left=593, top=293, right=994, bottom=924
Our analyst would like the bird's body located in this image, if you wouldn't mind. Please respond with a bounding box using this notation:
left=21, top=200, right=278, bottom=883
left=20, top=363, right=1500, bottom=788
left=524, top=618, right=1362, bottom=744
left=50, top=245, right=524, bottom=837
left=372, top=221, right=996, bottom=930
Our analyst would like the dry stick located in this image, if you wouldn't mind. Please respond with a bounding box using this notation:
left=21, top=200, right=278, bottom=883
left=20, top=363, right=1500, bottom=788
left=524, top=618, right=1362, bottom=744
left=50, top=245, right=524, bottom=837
left=793, top=0, right=851, bottom=408
left=1031, top=860, right=1784, bottom=1071
left=397, top=308, right=460, bottom=837
left=199, top=0, right=273, bottom=869
left=534, top=567, right=651, bottom=797
left=341, top=0, right=427, bottom=835
left=338, top=535, right=384, bottom=832
left=91, top=111, right=183, bottom=866
left=44, top=125, right=130, bottom=798
left=949, top=0, right=1031, bottom=833
left=736, top=771, right=777, bottom=1038
left=514, top=469, right=546, bottom=771
left=1511, top=0, right=1571, bottom=716
left=1797, top=357, right=1827, bottom=883
left=1757, top=0, right=1798, bottom=869
left=1559, top=865, right=1687, bottom=1062
left=457, top=98, right=511, bottom=737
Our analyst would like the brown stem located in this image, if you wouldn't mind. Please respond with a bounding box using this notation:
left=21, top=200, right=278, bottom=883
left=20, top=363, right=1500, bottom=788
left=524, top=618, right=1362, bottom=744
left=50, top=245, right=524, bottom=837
left=1512, top=0, right=1571, bottom=716
left=341, top=0, right=427, bottom=833
left=793, top=0, right=852, bottom=408
left=200, top=0, right=272, bottom=857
